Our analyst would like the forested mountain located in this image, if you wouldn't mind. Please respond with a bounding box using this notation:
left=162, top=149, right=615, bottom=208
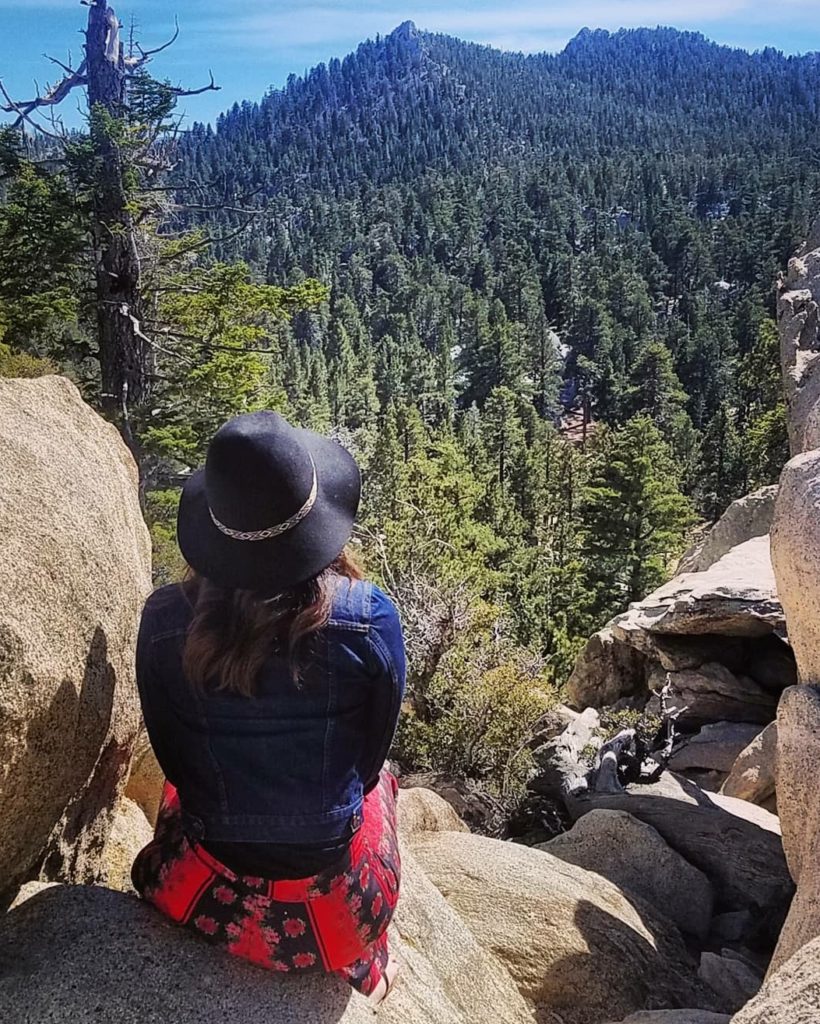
left=3, top=22, right=819, bottom=795
left=179, top=22, right=818, bottom=476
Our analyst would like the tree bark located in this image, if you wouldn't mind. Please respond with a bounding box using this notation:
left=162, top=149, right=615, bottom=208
left=85, top=0, right=147, bottom=462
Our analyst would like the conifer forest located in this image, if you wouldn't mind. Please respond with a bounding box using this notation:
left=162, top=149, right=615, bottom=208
left=2, top=16, right=819, bottom=798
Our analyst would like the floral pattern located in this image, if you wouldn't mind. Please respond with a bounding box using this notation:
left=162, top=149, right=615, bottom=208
left=132, top=772, right=400, bottom=995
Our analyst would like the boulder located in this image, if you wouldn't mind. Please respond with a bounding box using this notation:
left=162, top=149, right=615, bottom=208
left=567, top=627, right=647, bottom=709
left=409, top=830, right=716, bottom=1024
left=540, top=809, right=714, bottom=940
left=660, top=665, right=778, bottom=727
left=528, top=703, right=582, bottom=748
left=397, top=788, right=469, bottom=836
left=124, top=731, right=165, bottom=828
left=721, top=723, right=777, bottom=808
left=0, top=376, right=151, bottom=901
left=8, top=881, right=58, bottom=911
left=697, top=953, right=762, bottom=1014
left=0, top=850, right=535, bottom=1024
left=669, top=724, right=765, bottom=773
left=769, top=447, right=820, bottom=971
left=778, top=214, right=820, bottom=456
left=767, top=685, right=820, bottom=973
left=530, top=708, right=601, bottom=799
left=678, top=488, right=778, bottom=575
left=605, top=1014, right=730, bottom=1024
left=731, top=933, right=820, bottom=1023
left=565, top=773, right=791, bottom=943
left=398, top=773, right=506, bottom=835
left=621, top=538, right=781, bottom=639
left=98, top=798, right=154, bottom=894
left=771, top=451, right=820, bottom=685
left=567, top=538, right=784, bottom=711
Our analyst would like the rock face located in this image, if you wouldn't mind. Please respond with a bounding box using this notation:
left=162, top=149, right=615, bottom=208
left=124, top=731, right=165, bottom=828
left=606, top=1015, right=731, bottom=1024
left=566, top=773, right=792, bottom=945
left=567, top=537, right=788, bottom=713
left=565, top=627, right=648, bottom=709
left=669, top=724, right=764, bottom=774
left=0, top=852, right=535, bottom=1024
left=720, top=723, right=777, bottom=808
left=409, top=830, right=716, bottom=1024
left=661, top=666, right=777, bottom=727
left=540, top=809, right=714, bottom=940
left=398, top=773, right=506, bottom=834
left=8, top=881, right=58, bottom=911
left=770, top=450, right=820, bottom=685
left=767, top=685, right=820, bottom=973
left=530, top=707, right=601, bottom=799
left=731, top=933, right=820, bottom=1024
left=611, top=538, right=781, bottom=639
left=98, top=798, right=154, bottom=894
left=698, top=953, right=762, bottom=1014
left=0, top=376, right=151, bottom=901
left=678, top=488, right=778, bottom=575
left=778, top=215, right=820, bottom=456
left=397, top=787, right=470, bottom=836
left=768, top=443, right=820, bottom=974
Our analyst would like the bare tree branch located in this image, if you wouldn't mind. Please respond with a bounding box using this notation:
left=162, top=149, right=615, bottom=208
left=0, top=61, right=87, bottom=131
left=0, top=80, right=66, bottom=139
left=166, top=71, right=220, bottom=97
left=126, top=17, right=180, bottom=68
left=44, top=54, right=81, bottom=77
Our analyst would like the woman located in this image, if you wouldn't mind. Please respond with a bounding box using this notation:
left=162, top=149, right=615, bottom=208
left=132, top=411, right=406, bottom=1003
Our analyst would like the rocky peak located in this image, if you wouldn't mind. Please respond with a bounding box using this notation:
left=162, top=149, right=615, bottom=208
left=390, top=20, right=418, bottom=41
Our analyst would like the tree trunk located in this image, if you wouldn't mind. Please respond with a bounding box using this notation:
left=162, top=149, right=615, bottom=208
left=85, top=0, right=146, bottom=464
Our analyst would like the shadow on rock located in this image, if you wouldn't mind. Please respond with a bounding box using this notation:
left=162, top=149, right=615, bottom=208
left=0, top=886, right=355, bottom=1024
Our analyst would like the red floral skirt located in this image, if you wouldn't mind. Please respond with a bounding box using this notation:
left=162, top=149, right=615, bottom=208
left=132, top=771, right=400, bottom=995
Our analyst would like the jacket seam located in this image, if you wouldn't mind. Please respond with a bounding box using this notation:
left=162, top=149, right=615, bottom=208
left=189, top=674, right=230, bottom=813
left=321, top=631, right=333, bottom=811
left=149, top=626, right=188, bottom=644
left=326, top=620, right=369, bottom=633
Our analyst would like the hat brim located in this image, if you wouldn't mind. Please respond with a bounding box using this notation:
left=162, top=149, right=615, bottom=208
left=177, top=429, right=361, bottom=596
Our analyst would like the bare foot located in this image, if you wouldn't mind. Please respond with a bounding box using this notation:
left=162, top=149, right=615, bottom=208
left=367, top=956, right=399, bottom=1007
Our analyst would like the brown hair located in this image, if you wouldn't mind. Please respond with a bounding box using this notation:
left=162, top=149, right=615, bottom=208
left=182, top=547, right=363, bottom=695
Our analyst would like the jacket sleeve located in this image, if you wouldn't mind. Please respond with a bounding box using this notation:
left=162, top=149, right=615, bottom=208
left=360, top=585, right=407, bottom=792
left=135, top=603, right=180, bottom=788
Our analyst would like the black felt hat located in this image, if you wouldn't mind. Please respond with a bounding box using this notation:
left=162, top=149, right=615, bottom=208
left=177, top=411, right=361, bottom=596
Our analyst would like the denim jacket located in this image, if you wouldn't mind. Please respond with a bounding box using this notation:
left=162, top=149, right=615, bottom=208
left=136, top=577, right=406, bottom=847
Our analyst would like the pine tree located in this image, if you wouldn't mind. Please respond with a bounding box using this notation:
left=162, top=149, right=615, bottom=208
left=581, top=417, right=694, bottom=620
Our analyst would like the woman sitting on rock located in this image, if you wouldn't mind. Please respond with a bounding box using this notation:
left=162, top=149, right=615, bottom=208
left=132, top=411, right=405, bottom=1003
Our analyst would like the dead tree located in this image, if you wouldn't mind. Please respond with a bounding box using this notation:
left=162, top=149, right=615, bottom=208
left=0, top=0, right=218, bottom=458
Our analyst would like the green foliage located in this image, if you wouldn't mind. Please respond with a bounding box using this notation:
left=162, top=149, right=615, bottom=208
left=580, top=417, right=694, bottom=621
left=0, top=147, right=86, bottom=355
left=598, top=705, right=663, bottom=740
left=0, top=342, right=55, bottom=378
left=144, top=489, right=187, bottom=586
left=394, top=603, right=556, bottom=798
left=0, top=25, right=812, bottom=790
left=141, top=262, right=328, bottom=466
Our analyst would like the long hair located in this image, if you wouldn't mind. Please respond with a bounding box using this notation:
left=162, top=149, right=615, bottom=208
left=182, top=547, right=363, bottom=695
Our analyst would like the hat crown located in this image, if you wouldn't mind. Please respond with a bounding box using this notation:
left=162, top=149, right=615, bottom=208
left=204, top=412, right=315, bottom=534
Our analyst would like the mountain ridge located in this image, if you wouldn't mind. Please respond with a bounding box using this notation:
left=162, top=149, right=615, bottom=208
left=182, top=23, right=819, bottom=205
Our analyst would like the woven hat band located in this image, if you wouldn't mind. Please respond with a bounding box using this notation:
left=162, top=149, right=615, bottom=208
left=208, top=456, right=318, bottom=542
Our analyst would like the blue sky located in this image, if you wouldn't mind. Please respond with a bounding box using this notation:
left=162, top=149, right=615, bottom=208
left=1, top=0, right=819, bottom=128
